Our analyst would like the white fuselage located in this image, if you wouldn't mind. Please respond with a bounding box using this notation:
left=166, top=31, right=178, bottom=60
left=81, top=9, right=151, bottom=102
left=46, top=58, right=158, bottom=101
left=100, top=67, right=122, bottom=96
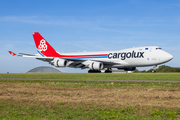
left=58, top=46, right=173, bottom=68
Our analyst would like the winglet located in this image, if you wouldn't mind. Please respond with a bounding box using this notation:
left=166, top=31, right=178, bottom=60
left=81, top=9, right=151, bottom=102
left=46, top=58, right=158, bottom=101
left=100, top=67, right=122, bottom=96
left=8, top=51, right=17, bottom=56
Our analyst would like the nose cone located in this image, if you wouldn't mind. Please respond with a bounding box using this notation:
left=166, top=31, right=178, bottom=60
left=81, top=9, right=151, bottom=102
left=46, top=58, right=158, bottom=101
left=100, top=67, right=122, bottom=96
left=161, top=52, right=173, bottom=63
left=158, top=51, right=173, bottom=64
left=167, top=53, right=173, bottom=61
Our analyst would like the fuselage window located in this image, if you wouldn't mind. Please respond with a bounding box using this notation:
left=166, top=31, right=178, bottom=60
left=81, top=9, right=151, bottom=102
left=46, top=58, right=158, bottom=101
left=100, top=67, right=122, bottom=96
left=156, top=48, right=162, bottom=50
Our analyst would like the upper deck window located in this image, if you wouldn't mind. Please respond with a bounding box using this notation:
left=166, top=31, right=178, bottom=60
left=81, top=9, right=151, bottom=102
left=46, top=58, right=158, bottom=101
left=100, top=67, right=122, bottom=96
left=156, top=48, right=162, bottom=50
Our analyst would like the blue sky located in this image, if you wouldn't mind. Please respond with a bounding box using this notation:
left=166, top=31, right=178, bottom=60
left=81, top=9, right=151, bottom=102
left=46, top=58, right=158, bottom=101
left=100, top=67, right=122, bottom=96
left=1, top=0, right=180, bottom=73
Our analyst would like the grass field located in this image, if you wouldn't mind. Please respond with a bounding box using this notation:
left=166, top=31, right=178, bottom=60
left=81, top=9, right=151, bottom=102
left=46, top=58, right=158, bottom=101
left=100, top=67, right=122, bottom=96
left=1, top=73, right=180, bottom=80
left=1, top=73, right=180, bottom=119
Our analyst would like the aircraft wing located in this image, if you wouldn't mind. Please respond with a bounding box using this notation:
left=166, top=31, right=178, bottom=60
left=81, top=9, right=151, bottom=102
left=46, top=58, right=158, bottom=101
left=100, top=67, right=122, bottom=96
left=59, top=57, right=129, bottom=69
left=8, top=51, right=83, bottom=67
left=9, top=51, right=129, bottom=69
left=8, top=51, right=53, bottom=60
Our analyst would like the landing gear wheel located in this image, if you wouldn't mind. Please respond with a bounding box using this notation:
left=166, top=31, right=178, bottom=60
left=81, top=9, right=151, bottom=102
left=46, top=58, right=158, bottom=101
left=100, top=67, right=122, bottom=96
left=152, top=65, right=157, bottom=73
left=105, top=70, right=112, bottom=73
left=105, top=68, right=112, bottom=73
left=88, top=70, right=101, bottom=73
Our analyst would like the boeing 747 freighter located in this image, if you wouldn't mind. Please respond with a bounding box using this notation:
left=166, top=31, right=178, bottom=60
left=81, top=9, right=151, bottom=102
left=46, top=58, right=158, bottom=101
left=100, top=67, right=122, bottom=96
left=9, top=32, right=173, bottom=73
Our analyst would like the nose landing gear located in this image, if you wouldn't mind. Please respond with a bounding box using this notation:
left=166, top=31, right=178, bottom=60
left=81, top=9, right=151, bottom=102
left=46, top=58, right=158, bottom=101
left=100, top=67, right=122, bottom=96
left=152, top=65, right=157, bottom=73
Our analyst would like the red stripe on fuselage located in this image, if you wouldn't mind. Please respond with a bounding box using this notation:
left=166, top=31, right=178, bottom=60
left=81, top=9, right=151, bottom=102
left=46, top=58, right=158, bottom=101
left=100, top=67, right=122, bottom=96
left=47, top=53, right=108, bottom=58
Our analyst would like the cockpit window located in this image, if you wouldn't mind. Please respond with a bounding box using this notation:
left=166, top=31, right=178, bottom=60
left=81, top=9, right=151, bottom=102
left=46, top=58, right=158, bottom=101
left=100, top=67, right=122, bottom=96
left=156, top=48, right=162, bottom=50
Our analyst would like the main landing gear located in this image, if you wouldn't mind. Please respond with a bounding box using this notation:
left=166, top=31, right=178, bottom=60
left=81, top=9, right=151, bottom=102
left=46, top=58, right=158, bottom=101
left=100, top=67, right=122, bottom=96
left=88, top=70, right=101, bottom=73
left=88, top=68, right=112, bottom=73
left=105, top=68, right=112, bottom=73
left=152, top=65, right=157, bottom=73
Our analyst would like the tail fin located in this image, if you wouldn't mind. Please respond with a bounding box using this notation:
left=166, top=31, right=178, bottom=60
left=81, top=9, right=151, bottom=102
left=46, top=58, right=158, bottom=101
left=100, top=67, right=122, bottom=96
left=33, top=32, right=60, bottom=57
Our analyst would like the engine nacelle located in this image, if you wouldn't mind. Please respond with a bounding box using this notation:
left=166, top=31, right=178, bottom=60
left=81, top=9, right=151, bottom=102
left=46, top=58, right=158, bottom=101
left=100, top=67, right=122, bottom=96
left=54, top=59, right=67, bottom=67
left=118, top=67, right=136, bottom=71
left=89, top=62, right=104, bottom=70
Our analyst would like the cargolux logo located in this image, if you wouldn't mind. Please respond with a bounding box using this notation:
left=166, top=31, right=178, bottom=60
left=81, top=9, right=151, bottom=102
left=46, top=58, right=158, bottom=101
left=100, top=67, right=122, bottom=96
left=108, top=51, right=144, bottom=60
left=38, top=39, right=47, bottom=51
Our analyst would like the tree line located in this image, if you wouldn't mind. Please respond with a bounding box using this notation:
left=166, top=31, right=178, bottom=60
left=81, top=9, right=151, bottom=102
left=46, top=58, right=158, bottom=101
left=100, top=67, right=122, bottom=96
left=134, top=65, right=180, bottom=73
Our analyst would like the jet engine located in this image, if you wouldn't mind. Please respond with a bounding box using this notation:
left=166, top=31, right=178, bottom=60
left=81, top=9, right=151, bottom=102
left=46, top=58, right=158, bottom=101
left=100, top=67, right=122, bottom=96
left=53, top=58, right=68, bottom=67
left=118, top=67, right=136, bottom=71
left=89, top=62, right=104, bottom=70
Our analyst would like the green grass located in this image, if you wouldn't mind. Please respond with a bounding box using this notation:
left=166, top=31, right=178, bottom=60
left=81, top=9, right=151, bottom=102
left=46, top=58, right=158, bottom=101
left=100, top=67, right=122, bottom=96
left=1, top=73, right=180, bottom=119
left=1, top=99, right=180, bottom=120
left=1, top=79, right=180, bottom=89
left=0, top=73, right=180, bottom=80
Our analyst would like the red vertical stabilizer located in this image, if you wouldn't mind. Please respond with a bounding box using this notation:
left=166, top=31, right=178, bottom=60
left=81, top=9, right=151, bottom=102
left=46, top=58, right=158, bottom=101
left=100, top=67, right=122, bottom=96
left=32, top=32, right=60, bottom=57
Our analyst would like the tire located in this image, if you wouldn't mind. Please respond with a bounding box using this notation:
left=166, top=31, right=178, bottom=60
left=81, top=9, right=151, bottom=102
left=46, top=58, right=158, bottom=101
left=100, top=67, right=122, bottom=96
left=105, top=70, right=112, bottom=73
left=88, top=70, right=101, bottom=73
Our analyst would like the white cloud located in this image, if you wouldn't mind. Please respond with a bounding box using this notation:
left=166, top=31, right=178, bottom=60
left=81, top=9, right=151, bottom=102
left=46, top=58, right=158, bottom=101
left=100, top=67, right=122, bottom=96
left=0, top=16, right=90, bottom=26
left=3, top=44, right=14, bottom=49
left=0, top=15, right=175, bottom=28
